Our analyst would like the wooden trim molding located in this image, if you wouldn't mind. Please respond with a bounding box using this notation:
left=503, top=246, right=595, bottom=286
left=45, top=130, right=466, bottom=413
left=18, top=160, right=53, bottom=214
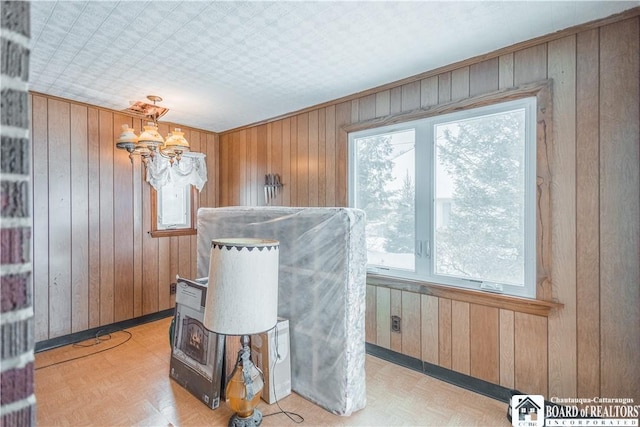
left=367, top=274, right=563, bottom=317
left=29, top=90, right=218, bottom=135
left=355, top=80, right=556, bottom=311
left=149, top=229, right=196, bottom=238
left=366, top=343, right=515, bottom=402
left=342, top=80, right=551, bottom=132
left=35, top=308, right=175, bottom=352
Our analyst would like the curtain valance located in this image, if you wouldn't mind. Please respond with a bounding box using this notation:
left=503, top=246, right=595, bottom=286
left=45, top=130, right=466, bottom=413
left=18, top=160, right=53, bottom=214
left=145, top=153, right=207, bottom=191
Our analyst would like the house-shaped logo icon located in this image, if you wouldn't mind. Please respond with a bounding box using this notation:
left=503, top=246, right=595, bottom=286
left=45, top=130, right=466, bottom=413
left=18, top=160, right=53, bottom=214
left=510, top=394, right=545, bottom=427
left=517, top=396, right=541, bottom=421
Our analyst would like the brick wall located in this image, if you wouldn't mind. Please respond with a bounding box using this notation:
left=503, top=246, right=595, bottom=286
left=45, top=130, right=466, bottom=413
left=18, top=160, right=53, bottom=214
left=1, top=2, right=35, bottom=426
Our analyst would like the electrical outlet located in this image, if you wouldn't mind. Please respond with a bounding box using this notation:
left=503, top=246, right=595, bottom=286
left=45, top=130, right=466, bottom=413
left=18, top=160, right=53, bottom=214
left=170, top=282, right=177, bottom=295
left=391, top=315, right=401, bottom=333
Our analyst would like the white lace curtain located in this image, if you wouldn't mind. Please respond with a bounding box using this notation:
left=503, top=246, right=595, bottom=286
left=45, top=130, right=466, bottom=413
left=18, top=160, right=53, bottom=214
left=145, top=152, right=207, bottom=191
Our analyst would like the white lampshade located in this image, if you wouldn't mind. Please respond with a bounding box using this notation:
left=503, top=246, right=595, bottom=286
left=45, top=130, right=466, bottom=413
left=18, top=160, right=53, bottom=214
left=203, top=238, right=279, bottom=335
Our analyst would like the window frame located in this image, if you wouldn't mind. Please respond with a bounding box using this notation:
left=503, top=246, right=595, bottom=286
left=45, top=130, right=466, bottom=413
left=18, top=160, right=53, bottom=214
left=346, top=80, right=553, bottom=301
left=150, top=183, right=197, bottom=238
left=349, top=99, right=537, bottom=297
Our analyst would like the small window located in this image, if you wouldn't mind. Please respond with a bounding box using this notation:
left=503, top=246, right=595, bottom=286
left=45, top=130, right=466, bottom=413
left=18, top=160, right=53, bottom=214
left=150, top=183, right=196, bottom=237
left=158, top=183, right=191, bottom=229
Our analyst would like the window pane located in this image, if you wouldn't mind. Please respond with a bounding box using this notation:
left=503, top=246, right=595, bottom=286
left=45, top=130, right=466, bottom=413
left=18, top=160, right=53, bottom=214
left=434, top=109, right=526, bottom=286
left=159, top=183, right=189, bottom=227
left=354, top=130, right=415, bottom=271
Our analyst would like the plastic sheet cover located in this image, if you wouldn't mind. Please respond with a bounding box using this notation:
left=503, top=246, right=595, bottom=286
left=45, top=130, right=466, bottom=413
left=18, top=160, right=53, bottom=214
left=196, top=207, right=367, bottom=416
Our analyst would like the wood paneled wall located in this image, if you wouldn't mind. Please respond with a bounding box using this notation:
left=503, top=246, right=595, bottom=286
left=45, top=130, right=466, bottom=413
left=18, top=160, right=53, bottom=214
left=30, top=94, right=219, bottom=341
left=366, top=285, right=549, bottom=395
left=219, top=15, right=640, bottom=401
left=218, top=109, right=346, bottom=207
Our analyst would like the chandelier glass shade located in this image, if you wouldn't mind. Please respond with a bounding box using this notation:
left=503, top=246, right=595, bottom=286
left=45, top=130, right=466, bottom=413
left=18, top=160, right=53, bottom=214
left=164, top=128, right=190, bottom=154
left=137, top=122, right=164, bottom=149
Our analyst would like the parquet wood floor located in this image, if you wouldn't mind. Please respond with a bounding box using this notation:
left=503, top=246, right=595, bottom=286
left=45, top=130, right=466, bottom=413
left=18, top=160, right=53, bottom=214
left=35, top=317, right=509, bottom=426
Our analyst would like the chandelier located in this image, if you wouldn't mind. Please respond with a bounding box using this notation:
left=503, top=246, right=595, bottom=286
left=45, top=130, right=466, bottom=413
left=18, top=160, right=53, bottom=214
left=116, top=95, right=191, bottom=165
left=114, top=95, right=208, bottom=192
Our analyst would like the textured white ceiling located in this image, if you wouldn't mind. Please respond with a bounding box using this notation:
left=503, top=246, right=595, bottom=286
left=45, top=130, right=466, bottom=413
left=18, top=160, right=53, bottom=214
left=29, top=1, right=638, bottom=132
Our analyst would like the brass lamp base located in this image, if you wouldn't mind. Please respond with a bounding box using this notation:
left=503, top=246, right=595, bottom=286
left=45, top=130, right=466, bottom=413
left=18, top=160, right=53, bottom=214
left=226, top=335, right=265, bottom=427
left=228, top=408, right=263, bottom=427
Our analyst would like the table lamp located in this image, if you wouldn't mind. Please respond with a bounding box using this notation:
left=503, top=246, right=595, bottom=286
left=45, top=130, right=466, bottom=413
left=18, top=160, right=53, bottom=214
left=203, top=238, right=279, bottom=427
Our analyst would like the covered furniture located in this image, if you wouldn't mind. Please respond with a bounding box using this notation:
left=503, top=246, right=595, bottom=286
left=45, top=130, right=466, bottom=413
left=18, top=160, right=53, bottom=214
left=196, top=207, right=367, bottom=416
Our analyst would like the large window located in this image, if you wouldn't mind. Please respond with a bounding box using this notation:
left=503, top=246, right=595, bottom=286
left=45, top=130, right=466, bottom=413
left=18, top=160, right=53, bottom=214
left=349, top=97, right=536, bottom=298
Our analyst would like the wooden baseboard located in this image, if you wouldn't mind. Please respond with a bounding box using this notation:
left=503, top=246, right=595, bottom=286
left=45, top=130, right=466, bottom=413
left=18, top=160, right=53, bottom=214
left=366, top=343, right=513, bottom=403
left=35, top=309, right=175, bottom=352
